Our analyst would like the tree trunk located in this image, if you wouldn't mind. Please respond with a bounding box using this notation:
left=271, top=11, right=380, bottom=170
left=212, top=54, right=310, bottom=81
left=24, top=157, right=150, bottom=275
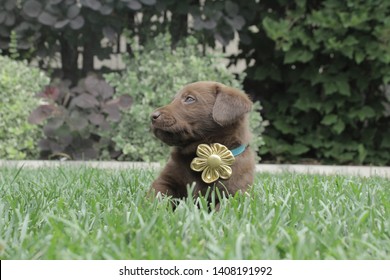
left=169, top=13, right=188, bottom=49
left=59, top=34, right=79, bottom=85
left=82, top=37, right=95, bottom=77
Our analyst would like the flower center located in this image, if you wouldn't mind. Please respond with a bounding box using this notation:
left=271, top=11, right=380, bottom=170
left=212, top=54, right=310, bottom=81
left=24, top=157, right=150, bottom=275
left=207, top=154, right=222, bottom=168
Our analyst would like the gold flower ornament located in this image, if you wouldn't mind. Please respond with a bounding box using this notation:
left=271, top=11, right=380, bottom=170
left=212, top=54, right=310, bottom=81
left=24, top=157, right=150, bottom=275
left=190, top=143, right=235, bottom=183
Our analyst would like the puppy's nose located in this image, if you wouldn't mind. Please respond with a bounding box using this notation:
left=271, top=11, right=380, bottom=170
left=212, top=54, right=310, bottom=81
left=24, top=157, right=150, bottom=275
left=151, top=111, right=161, bottom=121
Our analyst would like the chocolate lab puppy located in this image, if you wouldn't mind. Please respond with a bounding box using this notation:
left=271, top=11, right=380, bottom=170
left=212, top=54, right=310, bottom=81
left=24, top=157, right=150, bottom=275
left=150, top=81, right=255, bottom=204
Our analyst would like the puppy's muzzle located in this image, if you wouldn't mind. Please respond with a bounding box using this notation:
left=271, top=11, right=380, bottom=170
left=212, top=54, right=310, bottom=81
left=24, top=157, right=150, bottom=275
left=151, top=111, right=162, bottom=121
left=151, top=110, right=176, bottom=128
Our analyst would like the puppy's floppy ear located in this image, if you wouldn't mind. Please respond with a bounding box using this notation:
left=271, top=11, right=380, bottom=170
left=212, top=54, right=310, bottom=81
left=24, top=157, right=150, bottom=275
left=212, top=84, right=252, bottom=126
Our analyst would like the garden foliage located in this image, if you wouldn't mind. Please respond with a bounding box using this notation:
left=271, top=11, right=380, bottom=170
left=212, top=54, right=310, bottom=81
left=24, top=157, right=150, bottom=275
left=236, top=0, right=390, bottom=164
left=105, top=34, right=266, bottom=162
left=0, top=0, right=245, bottom=83
left=29, top=75, right=132, bottom=160
left=0, top=55, right=49, bottom=159
left=1, top=0, right=390, bottom=164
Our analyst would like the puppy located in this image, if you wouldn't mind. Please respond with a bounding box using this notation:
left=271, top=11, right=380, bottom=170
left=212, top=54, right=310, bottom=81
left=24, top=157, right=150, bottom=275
left=150, top=81, right=255, bottom=204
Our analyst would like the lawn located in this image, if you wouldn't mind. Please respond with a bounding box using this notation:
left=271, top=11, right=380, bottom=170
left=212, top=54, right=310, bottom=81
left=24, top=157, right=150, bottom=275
left=0, top=166, right=389, bottom=260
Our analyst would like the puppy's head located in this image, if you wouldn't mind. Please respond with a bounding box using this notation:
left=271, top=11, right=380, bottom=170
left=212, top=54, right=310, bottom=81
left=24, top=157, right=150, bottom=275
left=151, top=81, right=252, bottom=146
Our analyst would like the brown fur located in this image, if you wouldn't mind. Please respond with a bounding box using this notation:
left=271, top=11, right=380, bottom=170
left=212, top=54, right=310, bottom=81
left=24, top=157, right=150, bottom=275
left=150, top=81, right=255, bottom=203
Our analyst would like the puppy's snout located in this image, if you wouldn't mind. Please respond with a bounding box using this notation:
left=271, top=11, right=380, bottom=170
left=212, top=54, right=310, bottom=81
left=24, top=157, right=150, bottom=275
left=151, top=111, right=161, bottom=121
left=151, top=109, right=176, bottom=129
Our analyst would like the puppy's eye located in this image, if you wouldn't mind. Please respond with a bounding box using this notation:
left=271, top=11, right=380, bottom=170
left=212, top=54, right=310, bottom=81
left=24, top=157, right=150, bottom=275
left=184, top=96, right=196, bottom=104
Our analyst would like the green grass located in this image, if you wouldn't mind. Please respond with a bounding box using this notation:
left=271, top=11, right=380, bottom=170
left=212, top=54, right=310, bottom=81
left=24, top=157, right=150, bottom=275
left=0, top=166, right=389, bottom=259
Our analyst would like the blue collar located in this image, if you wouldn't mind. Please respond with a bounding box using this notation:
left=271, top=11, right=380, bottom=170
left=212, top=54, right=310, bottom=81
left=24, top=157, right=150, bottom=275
left=230, top=144, right=247, bottom=157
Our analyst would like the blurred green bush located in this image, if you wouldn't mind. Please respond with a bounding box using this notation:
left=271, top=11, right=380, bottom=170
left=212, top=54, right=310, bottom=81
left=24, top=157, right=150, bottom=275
left=238, top=0, right=390, bottom=164
left=0, top=55, right=49, bottom=159
left=106, top=34, right=266, bottom=162
left=2, top=0, right=389, bottom=164
left=28, top=75, right=132, bottom=160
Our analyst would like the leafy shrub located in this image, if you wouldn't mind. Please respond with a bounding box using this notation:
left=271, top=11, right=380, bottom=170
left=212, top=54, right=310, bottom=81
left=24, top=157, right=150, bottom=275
left=106, top=33, right=267, bottom=162
left=0, top=55, right=49, bottom=159
left=29, top=75, right=132, bottom=160
left=237, top=0, right=390, bottom=164
left=0, top=0, right=249, bottom=84
left=0, top=0, right=156, bottom=83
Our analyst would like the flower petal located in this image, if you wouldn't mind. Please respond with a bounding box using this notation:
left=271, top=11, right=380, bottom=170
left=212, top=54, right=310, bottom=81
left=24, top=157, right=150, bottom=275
left=190, top=157, right=207, bottom=172
left=219, top=148, right=233, bottom=159
left=211, top=143, right=227, bottom=154
left=212, top=144, right=234, bottom=162
left=221, top=155, right=235, bottom=166
left=196, top=144, right=213, bottom=158
left=221, top=149, right=234, bottom=159
left=218, top=165, right=232, bottom=179
left=201, top=166, right=219, bottom=184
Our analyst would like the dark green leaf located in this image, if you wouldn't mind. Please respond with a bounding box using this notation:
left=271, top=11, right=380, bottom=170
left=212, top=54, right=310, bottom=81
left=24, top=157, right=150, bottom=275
left=357, top=106, right=376, bottom=120
left=296, top=0, right=307, bottom=8
left=0, top=11, right=7, bottom=23
left=103, top=26, right=117, bottom=41
left=321, top=114, right=338, bottom=125
left=85, top=0, right=101, bottom=10
left=67, top=5, right=80, bottom=19
left=140, top=0, right=156, bottom=5
left=99, top=5, right=113, bottom=15
left=262, top=17, right=290, bottom=41
left=54, top=19, right=69, bottom=29
left=380, top=134, right=390, bottom=148
left=23, top=0, right=42, bottom=18
left=193, top=16, right=204, bottom=31
left=5, top=13, right=15, bottom=25
left=67, top=114, right=88, bottom=131
left=127, top=0, right=142, bottom=10
left=102, top=104, right=121, bottom=122
left=225, top=15, right=245, bottom=30
left=323, top=82, right=338, bottom=95
left=357, top=144, right=367, bottom=163
left=96, top=80, right=114, bottom=99
left=107, top=95, right=132, bottom=110
left=240, top=33, right=252, bottom=45
left=284, top=49, right=313, bottom=63
left=273, top=119, right=297, bottom=134
left=354, top=51, right=365, bottom=64
left=335, top=79, right=350, bottom=96
left=88, top=113, right=105, bottom=125
left=225, top=1, right=239, bottom=17
left=254, top=67, right=268, bottom=80
left=73, top=146, right=98, bottom=160
left=73, top=94, right=99, bottom=109
left=43, top=117, right=66, bottom=138
left=38, top=139, right=53, bottom=151
left=28, top=105, right=56, bottom=124
left=202, top=19, right=217, bottom=30
left=70, top=15, right=84, bottom=30
left=214, top=32, right=230, bottom=46
left=332, top=120, right=345, bottom=134
left=38, top=12, right=57, bottom=26
left=5, top=0, right=16, bottom=10
left=84, top=76, right=100, bottom=95
left=118, top=95, right=133, bottom=109
left=290, top=143, right=310, bottom=155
